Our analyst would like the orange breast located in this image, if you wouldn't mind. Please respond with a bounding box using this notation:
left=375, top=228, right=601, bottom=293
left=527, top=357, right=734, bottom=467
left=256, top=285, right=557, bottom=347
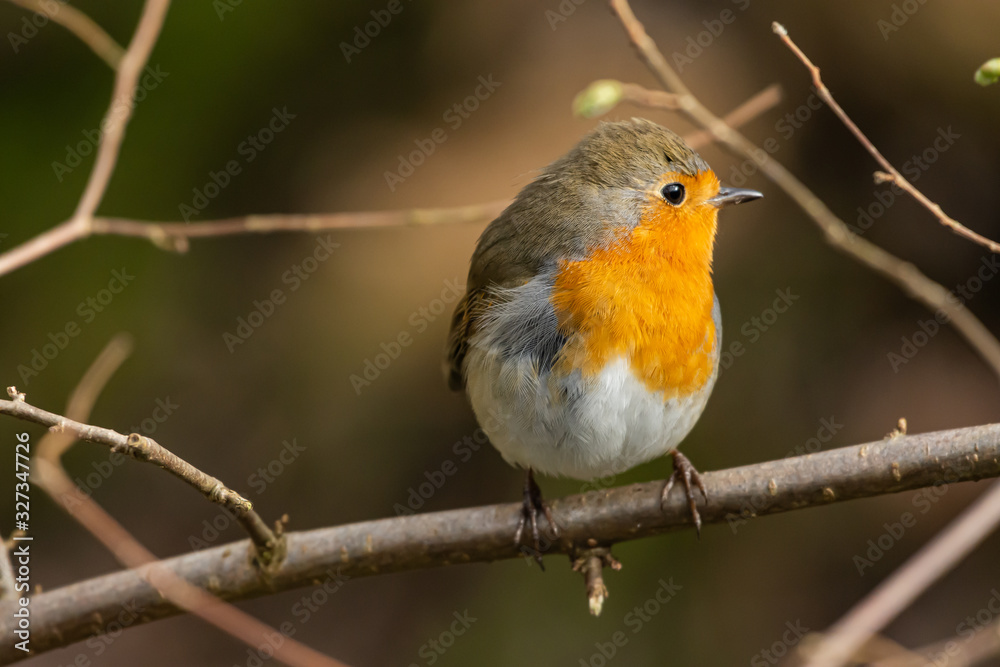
left=550, top=183, right=720, bottom=398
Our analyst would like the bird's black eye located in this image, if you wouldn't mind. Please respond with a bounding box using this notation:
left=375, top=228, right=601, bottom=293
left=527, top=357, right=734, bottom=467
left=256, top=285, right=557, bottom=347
left=660, top=182, right=685, bottom=205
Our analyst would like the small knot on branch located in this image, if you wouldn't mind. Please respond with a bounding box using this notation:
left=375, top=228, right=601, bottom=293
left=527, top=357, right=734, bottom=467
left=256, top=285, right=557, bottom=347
left=210, top=484, right=253, bottom=513
left=6, top=386, right=25, bottom=402
left=148, top=228, right=189, bottom=253
left=125, top=433, right=153, bottom=461
left=873, top=171, right=896, bottom=184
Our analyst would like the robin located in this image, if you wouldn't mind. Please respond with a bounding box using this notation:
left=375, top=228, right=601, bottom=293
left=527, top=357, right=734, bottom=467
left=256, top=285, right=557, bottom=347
left=445, top=118, right=762, bottom=563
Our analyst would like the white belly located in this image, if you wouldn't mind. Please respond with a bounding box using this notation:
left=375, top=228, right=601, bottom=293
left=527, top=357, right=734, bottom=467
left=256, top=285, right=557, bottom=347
left=464, top=354, right=717, bottom=480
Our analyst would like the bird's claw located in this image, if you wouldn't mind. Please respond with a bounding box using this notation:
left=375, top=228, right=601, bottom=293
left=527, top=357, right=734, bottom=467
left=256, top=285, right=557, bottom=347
left=661, top=450, right=708, bottom=536
left=515, top=469, right=560, bottom=570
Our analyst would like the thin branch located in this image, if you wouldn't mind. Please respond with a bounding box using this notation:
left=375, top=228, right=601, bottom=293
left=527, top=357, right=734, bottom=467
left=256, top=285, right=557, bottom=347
left=0, top=0, right=170, bottom=279
left=89, top=200, right=511, bottom=250
left=607, top=0, right=1000, bottom=382
left=803, top=479, right=1000, bottom=667
left=3, top=388, right=280, bottom=564
left=73, top=0, right=168, bottom=221
left=774, top=24, right=1000, bottom=256
left=5, top=0, right=125, bottom=69
left=0, top=422, right=998, bottom=662
left=0, top=200, right=509, bottom=276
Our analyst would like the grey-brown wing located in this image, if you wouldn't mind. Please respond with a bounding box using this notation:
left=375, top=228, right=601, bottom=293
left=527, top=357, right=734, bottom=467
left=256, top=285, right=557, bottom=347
left=444, top=288, right=482, bottom=391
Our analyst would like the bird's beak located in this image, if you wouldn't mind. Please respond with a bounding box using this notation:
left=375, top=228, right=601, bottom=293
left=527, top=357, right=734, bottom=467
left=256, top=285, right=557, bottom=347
left=707, top=186, right=763, bottom=208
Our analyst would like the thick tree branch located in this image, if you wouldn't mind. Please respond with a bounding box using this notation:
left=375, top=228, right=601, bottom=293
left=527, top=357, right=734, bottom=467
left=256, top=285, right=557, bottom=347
left=1, top=423, right=997, bottom=663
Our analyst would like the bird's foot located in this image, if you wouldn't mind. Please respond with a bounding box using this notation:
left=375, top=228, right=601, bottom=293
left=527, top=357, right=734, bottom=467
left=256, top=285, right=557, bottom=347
left=661, top=450, right=708, bottom=536
left=514, top=469, right=560, bottom=570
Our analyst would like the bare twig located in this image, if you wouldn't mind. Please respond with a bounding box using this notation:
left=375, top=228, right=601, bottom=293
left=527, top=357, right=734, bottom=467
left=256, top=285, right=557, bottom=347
left=802, top=480, right=1000, bottom=667
left=606, top=0, right=1000, bottom=381
left=774, top=23, right=1000, bottom=256
left=0, top=422, right=998, bottom=662
left=73, top=0, right=169, bottom=221
left=571, top=545, right=622, bottom=616
left=0, top=201, right=509, bottom=276
left=3, top=388, right=280, bottom=564
left=5, top=0, right=125, bottom=69
left=88, top=200, right=510, bottom=251
left=0, top=0, right=170, bottom=279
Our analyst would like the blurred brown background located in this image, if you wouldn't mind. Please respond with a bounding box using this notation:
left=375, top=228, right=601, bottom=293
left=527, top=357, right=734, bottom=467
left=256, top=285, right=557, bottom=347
left=2, top=1, right=1000, bottom=665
